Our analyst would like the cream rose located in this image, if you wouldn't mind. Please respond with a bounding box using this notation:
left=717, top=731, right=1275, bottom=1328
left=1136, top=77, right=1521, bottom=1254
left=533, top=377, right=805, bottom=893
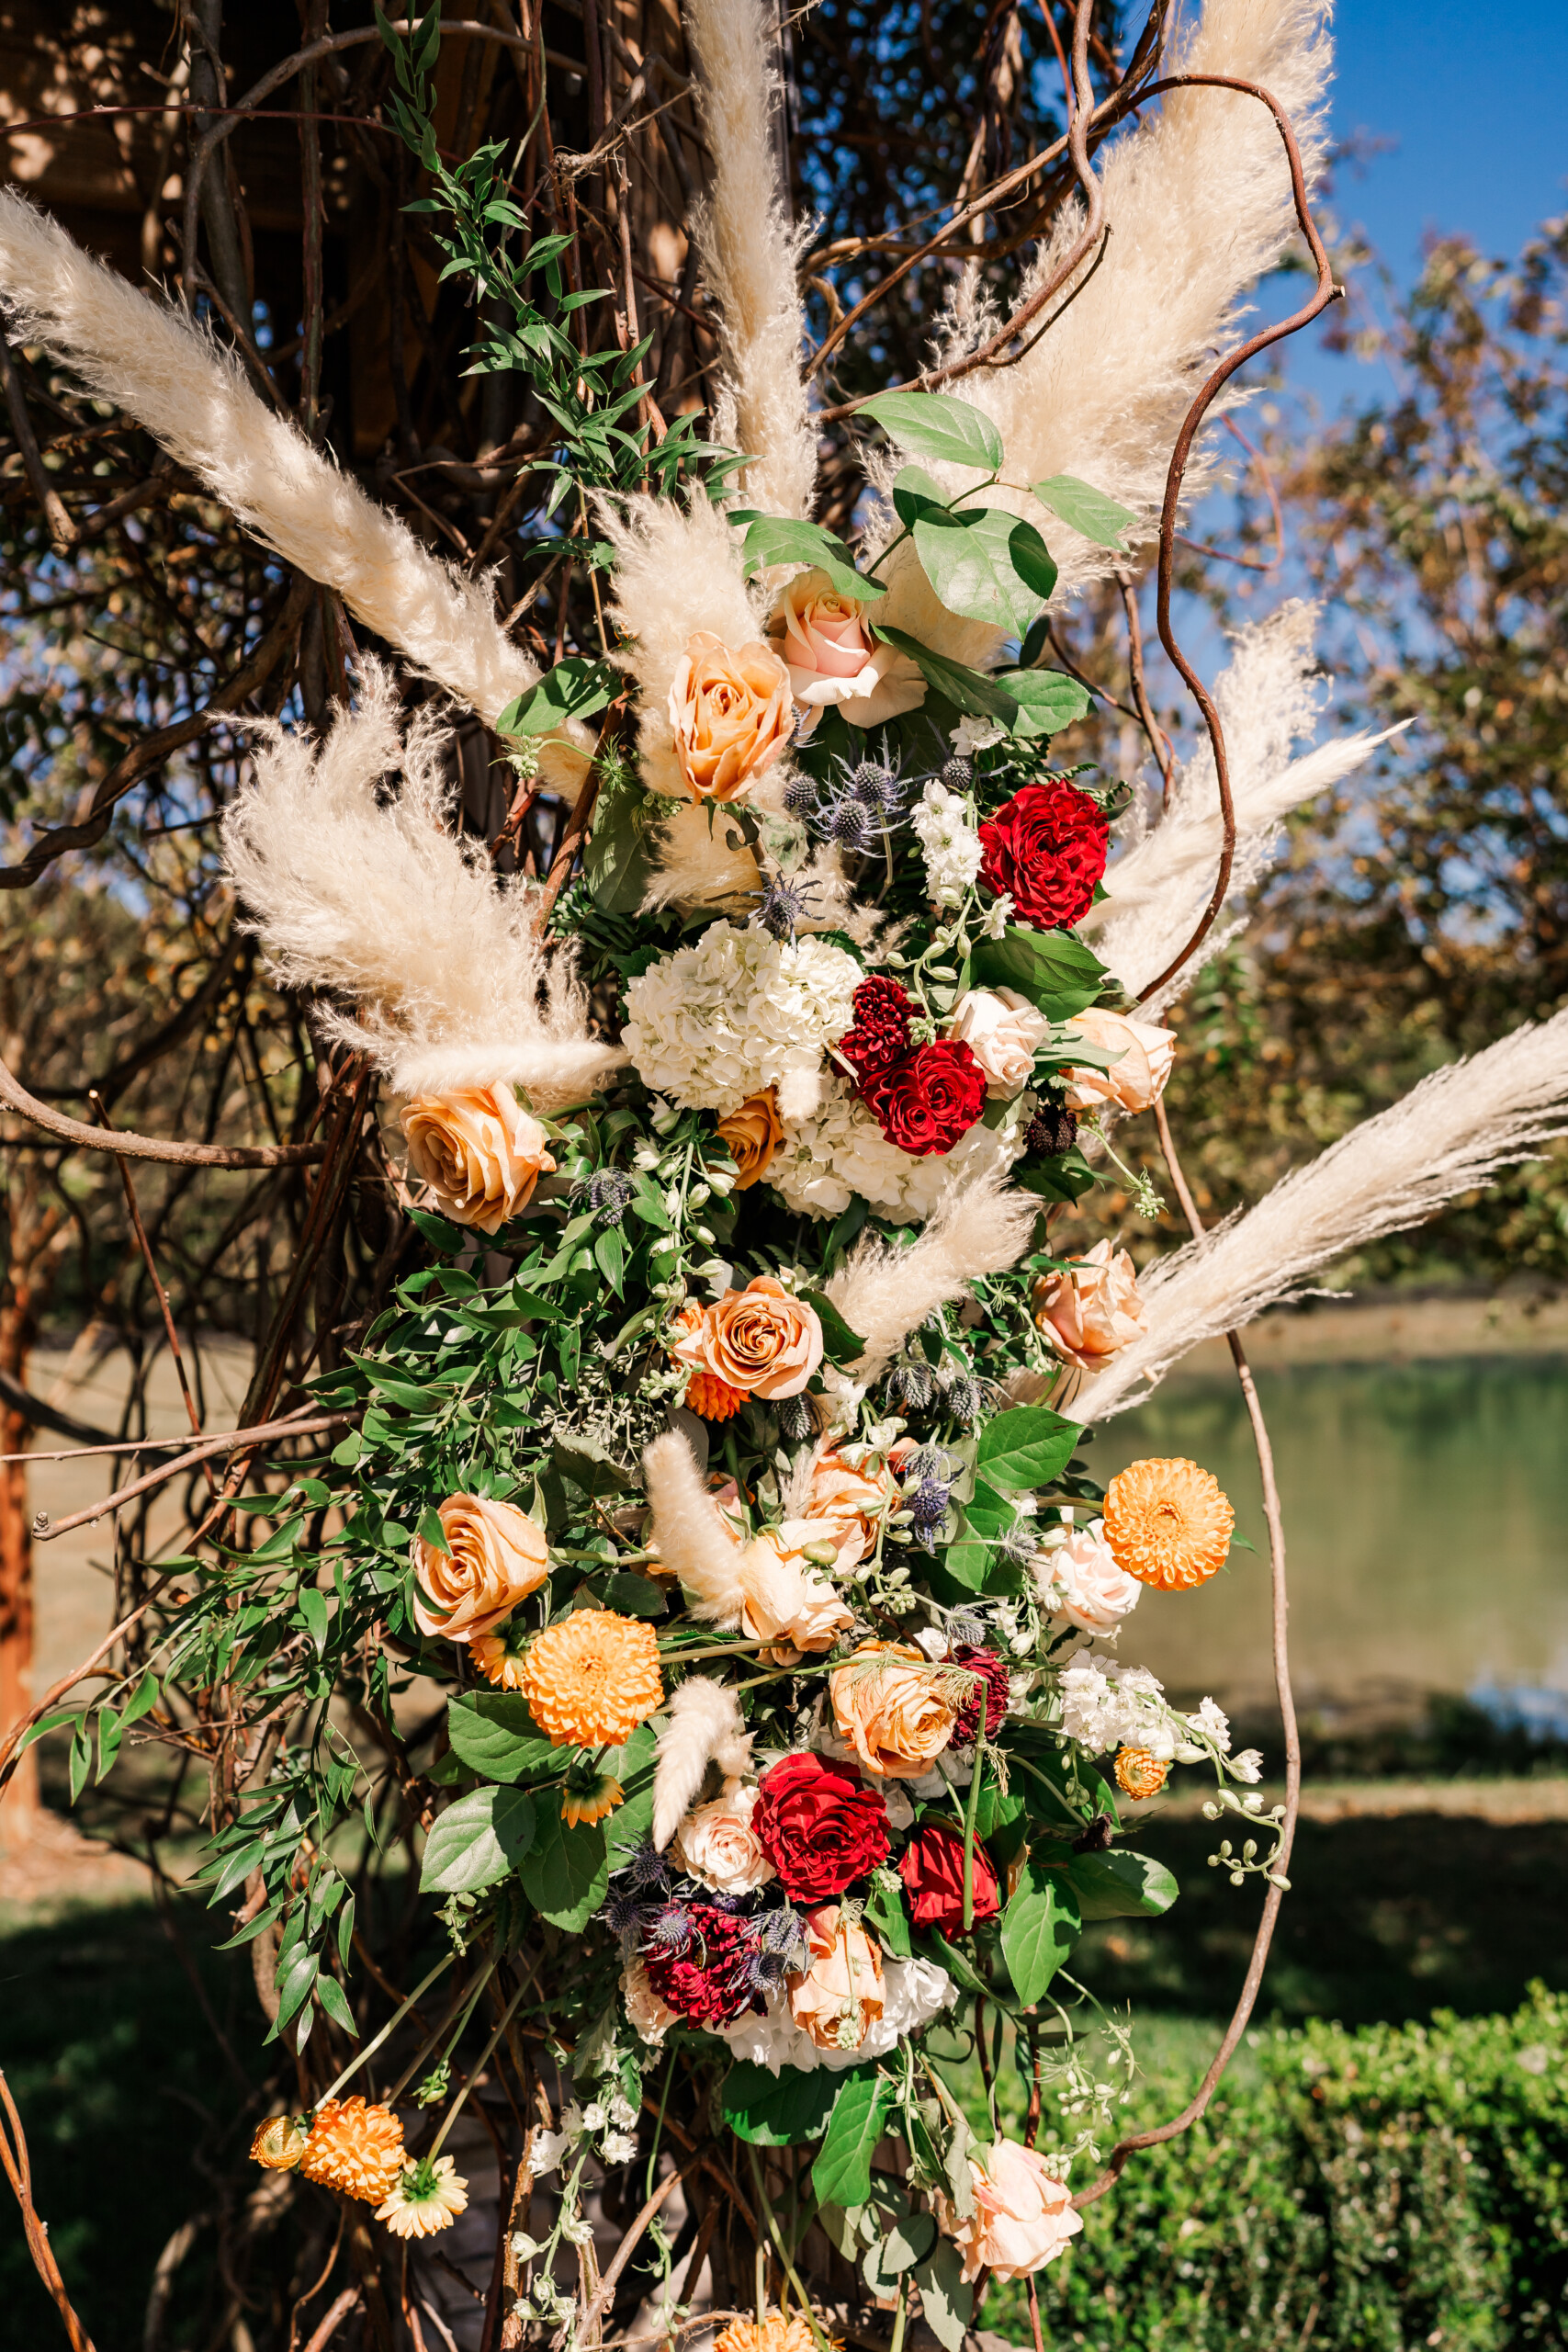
left=765, top=568, right=927, bottom=729
left=1036, top=1516, right=1142, bottom=1635
left=807, top=1446, right=897, bottom=1570
left=621, top=1954, right=680, bottom=2046
left=948, top=987, right=1051, bottom=1098
left=1061, top=1008, right=1177, bottom=1114
left=786, top=1904, right=886, bottom=2052
left=713, top=1090, right=785, bottom=1191
left=829, top=1642, right=960, bottom=1781
left=940, top=2140, right=1084, bottom=2284
left=411, top=1493, right=549, bottom=1641
left=671, top=1276, right=824, bottom=1401
left=400, top=1088, right=555, bottom=1236
left=668, top=632, right=795, bottom=803
left=1032, top=1238, right=1148, bottom=1370
left=739, top=1525, right=855, bottom=1663
left=671, top=1783, right=776, bottom=1894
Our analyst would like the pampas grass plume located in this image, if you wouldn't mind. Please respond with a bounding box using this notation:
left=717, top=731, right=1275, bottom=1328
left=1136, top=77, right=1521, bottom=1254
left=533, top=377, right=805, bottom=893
left=826, top=1163, right=1039, bottom=1379
left=652, top=1676, right=754, bottom=1851
left=641, top=1430, right=749, bottom=1626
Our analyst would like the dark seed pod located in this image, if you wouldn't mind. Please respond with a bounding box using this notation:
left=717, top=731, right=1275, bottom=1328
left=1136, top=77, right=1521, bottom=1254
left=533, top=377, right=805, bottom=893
left=784, top=775, right=817, bottom=817
left=884, top=1360, right=937, bottom=1414
left=777, top=1393, right=817, bottom=1443
left=1025, top=1100, right=1079, bottom=1157
left=940, top=1373, right=982, bottom=1426
left=940, top=755, right=974, bottom=792
left=849, top=758, right=895, bottom=807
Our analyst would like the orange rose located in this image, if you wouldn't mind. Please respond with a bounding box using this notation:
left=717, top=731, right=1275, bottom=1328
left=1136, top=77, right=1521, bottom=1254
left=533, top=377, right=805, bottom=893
left=714, top=1090, right=785, bottom=1191
left=939, top=2139, right=1083, bottom=2283
left=739, top=1522, right=855, bottom=1662
left=671, top=1276, right=824, bottom=1401
left=1032, top=1238, right=1147, bottom=1371
left=765, top=568, right=926, bottom=729
left=1060, top=1008, right=1177, bottom=1114
left=807, top=1446, right=897, bottom=1570
left=829, top=1642, right=960, bottom=1780
left=411, top=1494, right=549, bottom=1642
left=668, top=632, right=795, bottom=803
left=400, top=1087, right=556, bottom=1235
left=786, top=1903, right=886, bottom=2052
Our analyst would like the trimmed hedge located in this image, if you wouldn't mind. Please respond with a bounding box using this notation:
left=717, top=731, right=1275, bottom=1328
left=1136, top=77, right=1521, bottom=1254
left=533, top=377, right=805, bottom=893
left=993, top=1985, right=1568, bottom=2350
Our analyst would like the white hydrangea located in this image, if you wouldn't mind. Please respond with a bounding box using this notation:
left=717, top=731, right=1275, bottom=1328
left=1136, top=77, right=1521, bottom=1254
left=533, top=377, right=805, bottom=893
left=621, top=922, right=861, bottom=1114
left=768, top=1071, right=1032, bottom=1221
left=911, top=780, right=984, bottom=907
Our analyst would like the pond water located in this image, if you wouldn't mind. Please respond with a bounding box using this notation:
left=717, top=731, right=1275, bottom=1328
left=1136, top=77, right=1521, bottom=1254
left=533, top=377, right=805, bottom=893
left=1085, top=1354, right=1568, bottom=1723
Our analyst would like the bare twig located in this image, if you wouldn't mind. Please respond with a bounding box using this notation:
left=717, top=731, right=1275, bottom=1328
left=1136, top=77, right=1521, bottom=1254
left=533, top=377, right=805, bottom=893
left=0, top=332, right=77, bottom=549
left=0, top=1049, right=326, bottom=1167
left=0, top=2071, right=99, bottom=2352
left=32, top=1410, right=351, bottom=1544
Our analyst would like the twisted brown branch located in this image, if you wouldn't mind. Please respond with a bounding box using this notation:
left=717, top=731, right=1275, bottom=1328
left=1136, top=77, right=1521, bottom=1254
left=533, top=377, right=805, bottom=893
left=0, top=2071, right=99, bottom=2352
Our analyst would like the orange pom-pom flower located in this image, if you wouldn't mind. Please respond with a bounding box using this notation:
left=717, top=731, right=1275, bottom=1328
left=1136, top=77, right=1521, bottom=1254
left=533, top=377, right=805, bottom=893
left=519, top=1611, right=664, bottom=1748
left=298, top=2097, right=405, bottom=2204
left=1113, top=1746, right=1169, bottom=1802
left=1101, top=1457, right=1235, bottom=1590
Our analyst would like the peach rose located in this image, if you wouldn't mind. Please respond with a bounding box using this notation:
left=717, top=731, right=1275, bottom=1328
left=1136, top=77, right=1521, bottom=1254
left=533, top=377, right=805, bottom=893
left=948, top=987, right=1051, bottom=1098
left=411, top=1494, right=549, bottom=1642
left=786, top=1903, right=886, bottom=2052
left=739, top=1525, right=855, bottom=1663
left=940, top=2139, right=1083, bottom=2284
left=765, top=568, right=927, bottom=729
left=671, top=1277, right=824, bottom=1401
left=1035, top=1516, right=1142, bottom=1635
left=829, top=1642, right=960, bottom=1781
left=671, top=1783, right=776, bottom=1894
left=400, top=1087, right=556, bottom=1236
left=1061, top=1008, right=1177, bottom=1114
left=1032, top=1238, right=1148, bottom=1371
left=668, top=631, right=795, bottom=803
left=807, top=1446, right=897, bottom=1570
left=621, top=1953, right=680, bottom=2046
left=714, top=1090, right=785, bottom=1191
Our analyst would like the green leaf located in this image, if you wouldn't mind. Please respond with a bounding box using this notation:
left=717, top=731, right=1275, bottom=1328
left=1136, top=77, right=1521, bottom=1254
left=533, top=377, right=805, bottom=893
left=891, top=463, right=949, bottom=527
left=446, top=1692, right=566, bottom=1784
left=314, top=1973, right=358, bottom=2037
left=995, top=666, right=1093, bottom=739
left=604, top=1720, right=660, bottom=1859
left=1014, top=1148, right=1099, bottom=1203
left=800, top=1289, right=867, bottom=1368
left=1032, top=472, right=1138, bottom=551
left=961, top=1476, right=1017, bottom=1539
left=299, top=1586, right=329, bottom=1651
left=407, top=1208, right=468, bottom=1255
left=864, top=1867, right=912, bottom=1959
left=735, top=514, right=885, bottom=603
left=520, top=1812, right=610, bottom=1930
left=812, top=2069, right=898, bottom=2208
left=976, top=1405, right=1082, bottom=1492
left=1069, top=1848, right=1179, bottom=1919
left=1001, top=1857, right=1083, bottom=2004
left=913, top=508, right=1056, bottom=636
left=967, top=924, right=1108, bottom=1019
left=420, top=1784, right=536, bottom=1894
left=871, top=625, right=1019, bottom=724
left=604, top=1573, right=666, bottom=1619
left=594, top=1225, right=626, bottom=1297
left=496, top=655, right=617, bottom=738
left=551, top=1432, right=628, bottom=1498
left=860, top=390, right=1003, bottom=472
left=722, top=2062, right=840, bottom=2145
left=585, top=775, right=656, bottom=915
left=913, top=2241, right=975, bottom=2352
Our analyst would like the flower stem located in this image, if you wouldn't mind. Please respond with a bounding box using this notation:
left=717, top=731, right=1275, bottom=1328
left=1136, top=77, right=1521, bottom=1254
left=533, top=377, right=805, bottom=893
left=962, top=1696, right=987, bottom=1931
left=316, top=1950, right=457, bottom=2109
left=428, top=1953, right=542, bottom=2160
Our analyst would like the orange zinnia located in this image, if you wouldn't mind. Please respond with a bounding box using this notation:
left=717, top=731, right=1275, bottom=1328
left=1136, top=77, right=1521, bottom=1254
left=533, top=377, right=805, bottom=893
left=1113, top=1746, right=1169, bottom=1801
left=298, top=2096, right=405, bottom=2204
left=1101, top=1457, right=1234, bottom=1590
left=519, top=1611, right=664, bottom=1748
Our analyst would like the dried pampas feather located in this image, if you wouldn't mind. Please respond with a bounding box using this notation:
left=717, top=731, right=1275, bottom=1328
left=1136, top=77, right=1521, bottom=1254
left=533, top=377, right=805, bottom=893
left=826, top=1162, right=1039, bottom=1381
left=683, top=0, right=816, bottom=521
left=220, top=662, right=626, bottom=1105
left=887, top=0, right=1332, bottom=613
left=0, top=189, right=588, bottom=783
left=1083, top=1007, right=1568, bottom=1419
left=652, top=1675, right=754, bottom=1851
left=1084, top=604, right=1407, bottom=1002
left=642, top=1430, right=749, bottom=1626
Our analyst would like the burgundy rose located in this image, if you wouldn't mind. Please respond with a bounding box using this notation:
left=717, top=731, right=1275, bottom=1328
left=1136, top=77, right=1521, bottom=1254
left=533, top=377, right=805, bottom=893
left=863, top=1040, right=987, bottom=1156
left=951, top=1645, right=1010, bottom=1747
left=643, top=1905, right=763, bottom=2028
left=837, top=976, right=915, bottom=1086
left=753, top=1752, right=891, bottom=1901
left=977, top=778, right=1108, bottom=932
left=897, top=1822, right=1001, bottom=1934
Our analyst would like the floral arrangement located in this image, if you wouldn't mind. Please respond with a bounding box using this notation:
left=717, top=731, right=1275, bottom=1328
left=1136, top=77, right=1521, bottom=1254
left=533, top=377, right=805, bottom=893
left=7, top=0, right=1568, bottom=2345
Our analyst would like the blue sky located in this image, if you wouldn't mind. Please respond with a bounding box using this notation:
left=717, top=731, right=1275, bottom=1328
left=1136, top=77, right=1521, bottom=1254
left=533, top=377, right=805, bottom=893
left=1292, top=0, right=1568, bottom=405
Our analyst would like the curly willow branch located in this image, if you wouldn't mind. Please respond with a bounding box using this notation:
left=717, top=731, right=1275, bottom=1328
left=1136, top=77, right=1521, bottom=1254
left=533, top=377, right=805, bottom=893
left=1074, top=1096, right=1301, bottom=2210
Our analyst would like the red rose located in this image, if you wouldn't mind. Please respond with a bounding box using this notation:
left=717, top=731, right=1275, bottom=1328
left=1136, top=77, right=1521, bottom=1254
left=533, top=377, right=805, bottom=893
left=864, top=1040, right=987, bottom=1156
left=753, top=1752, right=891, bottom=1901
left=838, top=976, right=914, bottom=1086
left=978, top=778, right=1108, bottom=931
left=897, top=1822, right=1001, bottom=1934
left=950, top=1645, right=1010, bottom=1747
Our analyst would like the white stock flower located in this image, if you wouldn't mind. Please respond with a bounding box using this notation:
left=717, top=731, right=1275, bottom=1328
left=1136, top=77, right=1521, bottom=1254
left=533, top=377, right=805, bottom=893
left=1186, top=1696, right=1233, bottom=1751
left=1231, top=1748, right=1264, bottom=1782
left=980, top=893, right=1015, bottom=940
left=601, top=2131, right=639, bottom=2163
left=952, top=715, right=1008, bottom=756
left=1059, top=1655, right=1178, bottom=1757
left=622, top=922, right=861, bottom=1114
left=528, top=2129, right=571, bottom=2177
left=911, top=780, right=984, bottom=907
left=769, top=1071, right=1032, bottom=1221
